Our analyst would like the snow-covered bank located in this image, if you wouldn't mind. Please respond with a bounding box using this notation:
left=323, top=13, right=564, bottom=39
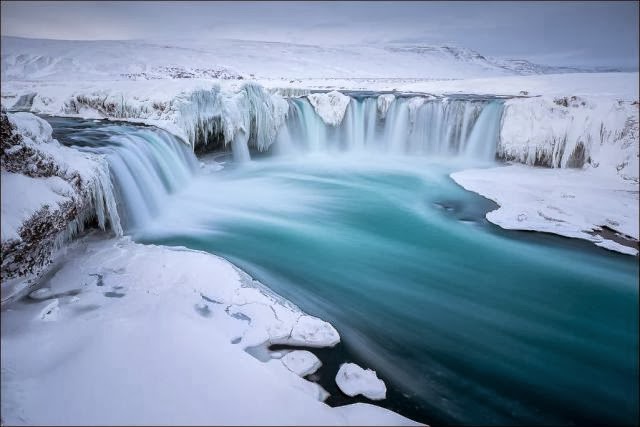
left=1, top=112, right=121, bottom=296
left=499, top=96, right=639, bottom=180
left=1, top=233, right=420, bottom=426
left=451, top=164, right=639, bottom=256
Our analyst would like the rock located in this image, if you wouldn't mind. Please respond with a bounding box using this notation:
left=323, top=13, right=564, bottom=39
left=281, top=350, right=322, bottom=377
left=335, top=363, right=386, bottom=400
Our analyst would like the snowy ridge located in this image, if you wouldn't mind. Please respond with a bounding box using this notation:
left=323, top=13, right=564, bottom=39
left=0, top=36, right=568, bottom=81
left=1, top=112, right=121, bottom=292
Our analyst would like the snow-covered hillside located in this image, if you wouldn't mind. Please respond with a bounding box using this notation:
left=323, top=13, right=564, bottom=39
left=1, top=36, right=617, bottom=81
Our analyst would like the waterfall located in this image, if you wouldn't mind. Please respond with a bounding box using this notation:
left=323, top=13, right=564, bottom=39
left=273, top=96, right=504, bottom=160
left=176, top=87, right=504, bottom=163
left=54, top=120, right=199, bottom=232
left=50, top=94, right=505, bottom=231
left=105, top=129, right=197, bottom=230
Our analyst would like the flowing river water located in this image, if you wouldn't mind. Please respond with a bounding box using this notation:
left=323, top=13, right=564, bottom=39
left=46, top=105, right=638, bottom=426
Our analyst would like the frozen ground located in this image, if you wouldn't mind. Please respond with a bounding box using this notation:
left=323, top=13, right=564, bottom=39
left=0, top=233, right=419, bottom=426
left=451, top=164, right=639, bottom=255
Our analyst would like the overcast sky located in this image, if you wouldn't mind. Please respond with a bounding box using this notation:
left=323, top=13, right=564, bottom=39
left=1, top=1, right=638, bottom=68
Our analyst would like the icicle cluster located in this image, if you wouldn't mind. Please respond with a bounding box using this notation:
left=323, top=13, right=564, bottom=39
left=178, top=83, right=289, bottom=155
left=499, top=97, right=639, bottom=179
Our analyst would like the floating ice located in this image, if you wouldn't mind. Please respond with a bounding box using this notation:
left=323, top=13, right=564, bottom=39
left=281, top=350, right=322, bottom=377
left=336, top=363, right=387, bottom=400
left=272, top=314, right=340, bottom=348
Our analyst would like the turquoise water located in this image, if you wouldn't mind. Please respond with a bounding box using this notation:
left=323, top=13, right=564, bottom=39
left=49, top=117, right=638, bottom=425
left=141, top=156, right=638, bottom=426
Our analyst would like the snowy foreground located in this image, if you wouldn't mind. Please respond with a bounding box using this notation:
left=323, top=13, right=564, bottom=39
left=1, top=233, right=419, bottom=426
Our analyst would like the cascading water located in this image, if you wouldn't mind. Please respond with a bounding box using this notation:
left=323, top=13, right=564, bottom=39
left=272, top=95, right=504, bottom=160
left=175, top=88, right=504, bottom=162
left=47, top=117, right=198, bottom=231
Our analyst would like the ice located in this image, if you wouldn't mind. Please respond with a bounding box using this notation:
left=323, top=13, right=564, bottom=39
left=281, top=350, right=322, bottom=377
left=451, top=164, right=639, bottom=255
left=0, top=234, right=417, bottom=425
left=307, top=91, right=351, bottom=126
left=376, top=94, right=395, bottom=119
left=336, top=363, right=387, bottom=400
left=272, top=314, right=341, bottom=348
left=499, top=97, right=639, bottom=180
left=1, top=113, right=123, bottom=242
left=29, top=287, right=53, bottom=300
left=176, top=83, right=288, bottom=154
left=1, top=172, right=73, bottom=242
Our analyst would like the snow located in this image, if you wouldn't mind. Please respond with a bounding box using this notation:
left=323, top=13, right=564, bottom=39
left=36, top=298, right=60, bottom=321
left=333, top=404, right=422, bottom=426
left=7, top=112, right=96, bottom=177
left=1, top=172, right=73, bottom=241
left=281, top=350, right=323, bottom=377
left=1, top=112, right=122, bottom=243
left=307, top=90, right=351, bottom=126
left=376, top=94, right=395, bottom=119
left=1, top=36, right=534, bottom=82
left=28, top=287, right=53, bottom=300
left=0, top=233, right=418, bottom=425
left=336, top=363, right=387, bottom=400
left=499, top=97, right=639, bottom=180
left=257, top=72, right=639, bottom=99
left=451, top=164, right=639, bottom=255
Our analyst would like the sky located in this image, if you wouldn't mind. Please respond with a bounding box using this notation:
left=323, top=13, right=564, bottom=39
left=1, top=1, right=638, bottom=68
